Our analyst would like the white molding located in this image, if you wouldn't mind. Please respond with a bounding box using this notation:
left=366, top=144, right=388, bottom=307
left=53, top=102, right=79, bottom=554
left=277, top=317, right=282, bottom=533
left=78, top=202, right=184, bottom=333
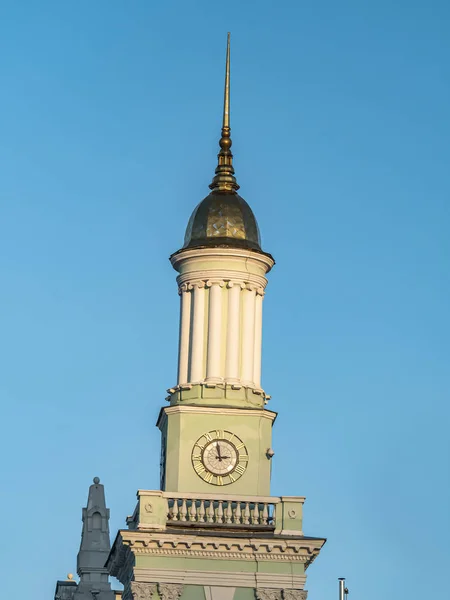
left=170, top=247, right=274, bottom=273
left=161, top=405, right=277, bottom=421
left=280, top=497, right=306, bottom=503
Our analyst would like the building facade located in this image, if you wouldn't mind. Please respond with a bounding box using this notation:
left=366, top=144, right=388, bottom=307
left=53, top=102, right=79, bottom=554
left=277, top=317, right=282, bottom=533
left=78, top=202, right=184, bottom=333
left=54, top=34, right=325, bottom=600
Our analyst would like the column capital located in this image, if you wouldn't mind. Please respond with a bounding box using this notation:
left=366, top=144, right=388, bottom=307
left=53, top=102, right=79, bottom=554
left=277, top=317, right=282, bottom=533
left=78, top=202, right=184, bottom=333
left=255, top=590, right=282, bottom=600
left=206, top=279, right=225, bottom=288
left=283, top=591, right=308, bottom=600
left=178, top=283, right=190, bottom=294
left=188, top=281, right=206, bottom=290
left=227, top=280, right=246, bottom=289
left=245, top=283, right=264, bottom=294
left=158, top=583, right=184, bottom=600
left=130, top=582, right=157, bottom=600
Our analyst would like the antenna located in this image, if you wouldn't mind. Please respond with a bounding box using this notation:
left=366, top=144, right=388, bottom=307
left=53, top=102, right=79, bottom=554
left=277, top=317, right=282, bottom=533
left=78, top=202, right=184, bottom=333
left=339, top=578, right=349, bottom=600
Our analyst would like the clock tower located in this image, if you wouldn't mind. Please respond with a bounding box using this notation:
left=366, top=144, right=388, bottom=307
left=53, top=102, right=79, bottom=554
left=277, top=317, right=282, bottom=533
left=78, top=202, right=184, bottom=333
left=107, top=34, right=325, bottom=600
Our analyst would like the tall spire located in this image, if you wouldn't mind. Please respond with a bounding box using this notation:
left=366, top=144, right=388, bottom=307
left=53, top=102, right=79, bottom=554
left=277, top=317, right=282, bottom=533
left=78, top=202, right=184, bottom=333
left=74, top=477, right=114, bottom=599
left=209, top=32, right=240, bottom=193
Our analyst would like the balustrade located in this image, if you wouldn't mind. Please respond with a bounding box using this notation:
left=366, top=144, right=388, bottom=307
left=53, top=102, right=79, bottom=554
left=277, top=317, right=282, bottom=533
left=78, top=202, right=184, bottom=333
left=165, top=493, right=278, bottom=528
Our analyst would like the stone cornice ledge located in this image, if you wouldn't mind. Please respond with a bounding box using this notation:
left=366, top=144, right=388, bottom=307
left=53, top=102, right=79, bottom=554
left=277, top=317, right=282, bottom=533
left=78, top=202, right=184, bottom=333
left=107, top=530, right=325, bottom=580
left=157, top=405, right=277, bottom=429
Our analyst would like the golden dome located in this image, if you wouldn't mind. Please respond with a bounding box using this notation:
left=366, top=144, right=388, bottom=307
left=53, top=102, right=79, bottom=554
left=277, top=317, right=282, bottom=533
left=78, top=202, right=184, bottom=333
left=183, top=191, right=261, bottom=251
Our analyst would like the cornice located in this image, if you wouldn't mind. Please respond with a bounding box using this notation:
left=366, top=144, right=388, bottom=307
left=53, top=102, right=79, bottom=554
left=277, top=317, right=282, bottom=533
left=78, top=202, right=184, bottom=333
left=108, top=530, right=324, bottom=580
left=170, top=247, right=275, bottom=273
left=160, top=404, right=277, bottom=421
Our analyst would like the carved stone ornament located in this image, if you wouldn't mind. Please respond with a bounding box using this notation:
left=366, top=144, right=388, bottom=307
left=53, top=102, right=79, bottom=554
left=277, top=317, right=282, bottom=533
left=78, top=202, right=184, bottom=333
left=158, top=583, right=184, bottom=600
left=255, top=590, right=283, bottom=600
left=283, top=591, right=308, bottom=600
left=130, top=582, right=157, bottom=600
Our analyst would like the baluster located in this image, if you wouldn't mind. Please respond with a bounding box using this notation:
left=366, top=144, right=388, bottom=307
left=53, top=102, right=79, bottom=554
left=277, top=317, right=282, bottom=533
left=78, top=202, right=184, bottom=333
left=171, top=499, right=179, bottom=521
left=207, top=500, right=215, bottom=523
left=244, top=502, right=250, bottom=525
left=271, top=503, right=276, bottom=526
left=262, top=502, right=268, bottom=525
left=180, top=498, right=187, bottom=522
left=225, top=501, right=233, bottom=524
left=252, top=503, right=259, bottom=524
left=189, top=499, right=197, bottom=522
left=217, top=500, right=224, bottom=523
left=234, top=501, right=242, bottom=524
left=198, top=499, right=206, bottom=523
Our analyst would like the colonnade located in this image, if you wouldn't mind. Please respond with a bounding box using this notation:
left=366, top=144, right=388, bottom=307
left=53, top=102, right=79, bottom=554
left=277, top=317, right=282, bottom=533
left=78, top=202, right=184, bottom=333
left=177, top=279, right=265, bottom=388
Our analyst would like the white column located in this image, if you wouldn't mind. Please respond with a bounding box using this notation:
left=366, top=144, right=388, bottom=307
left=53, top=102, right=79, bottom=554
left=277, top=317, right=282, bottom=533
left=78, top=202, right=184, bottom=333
left=177, top=285, right=192, bottom=385
left=253, top=289, right=264, bottom=388
left=189, top=282, right=206, bottom=383
left=241, top=284, right=256, bottom=385
left=206, top=281, right=223, bottom=382
left=225, top=282, right=241, bottom=381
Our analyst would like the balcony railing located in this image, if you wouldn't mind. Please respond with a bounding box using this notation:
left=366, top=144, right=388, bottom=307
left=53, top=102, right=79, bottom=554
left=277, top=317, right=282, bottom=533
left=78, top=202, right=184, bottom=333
left=127, top=490, right=305, bottom=536
left=166, top=493, right=278, bottom=528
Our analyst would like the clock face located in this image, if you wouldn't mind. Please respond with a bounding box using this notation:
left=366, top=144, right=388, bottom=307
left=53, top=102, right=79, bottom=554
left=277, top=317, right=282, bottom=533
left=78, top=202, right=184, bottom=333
left=192, top=430, right=248, bottom=486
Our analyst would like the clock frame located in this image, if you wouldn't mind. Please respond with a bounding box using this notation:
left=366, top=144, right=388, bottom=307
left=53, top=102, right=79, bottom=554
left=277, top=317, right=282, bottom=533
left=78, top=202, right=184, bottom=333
left=191, top=429, right=249, bottom=486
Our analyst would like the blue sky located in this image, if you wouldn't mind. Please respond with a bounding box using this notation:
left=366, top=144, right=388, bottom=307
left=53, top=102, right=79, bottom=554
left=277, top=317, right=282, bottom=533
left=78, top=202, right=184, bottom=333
left=0, top=1, right=449, bottom=598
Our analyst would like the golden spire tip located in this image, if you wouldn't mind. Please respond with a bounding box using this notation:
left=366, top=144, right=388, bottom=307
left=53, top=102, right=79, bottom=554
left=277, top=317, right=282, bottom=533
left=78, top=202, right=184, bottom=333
left=209, top=32, right=239, bottom=193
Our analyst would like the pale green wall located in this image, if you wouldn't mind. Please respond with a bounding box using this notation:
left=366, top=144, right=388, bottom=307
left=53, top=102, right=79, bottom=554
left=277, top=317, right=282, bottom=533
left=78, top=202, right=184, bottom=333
left=182, top=586, right=206, bottom=600
left=135, top=555, right=305, bottom=576
left=234, top=589, right=256, bottom=600
left=162, top=408, right=273, bottom=495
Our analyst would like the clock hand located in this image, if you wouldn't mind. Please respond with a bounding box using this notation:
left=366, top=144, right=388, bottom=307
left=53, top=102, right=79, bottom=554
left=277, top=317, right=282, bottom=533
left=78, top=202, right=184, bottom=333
left=216, top=441, right=222, bottom=461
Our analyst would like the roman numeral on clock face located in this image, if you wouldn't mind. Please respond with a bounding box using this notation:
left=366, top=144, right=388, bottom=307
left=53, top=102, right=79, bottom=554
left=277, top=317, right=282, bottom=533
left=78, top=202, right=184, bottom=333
left=235, top=464, right=246, bottom=475
left=194, top=463, right=205, bottom=474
